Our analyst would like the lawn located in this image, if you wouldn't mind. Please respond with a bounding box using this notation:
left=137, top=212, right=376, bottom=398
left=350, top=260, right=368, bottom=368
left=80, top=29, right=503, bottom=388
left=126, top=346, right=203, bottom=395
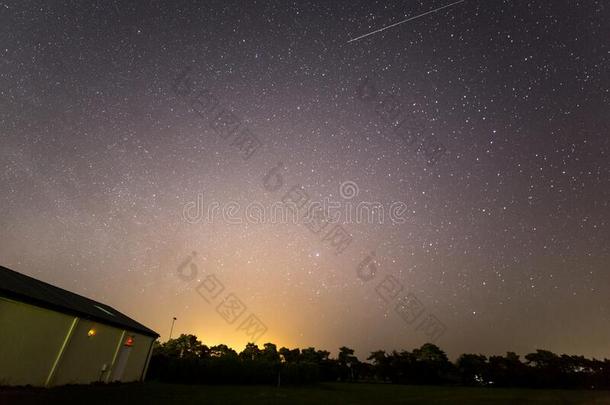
left=1, top=382, right=610, bottom=405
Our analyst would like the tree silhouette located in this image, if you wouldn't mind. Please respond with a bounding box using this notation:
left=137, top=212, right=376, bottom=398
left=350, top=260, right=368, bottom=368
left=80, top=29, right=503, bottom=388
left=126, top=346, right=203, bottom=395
left=209, top=344, right=238, bottom=358
left=456, top=354, right=488, bottom=385
left=239, top=342, right=261, bottom=361
left=146, top=336, right=610, bottom=389
left=367, top=350, right=390, bottom=382
left=154, top=334, right=208, bottom=359
left=261, top=343, right=280, bottom=363
left=279, top=347, right=300, bottom=363
left=338, top=346, right=359, bottom=381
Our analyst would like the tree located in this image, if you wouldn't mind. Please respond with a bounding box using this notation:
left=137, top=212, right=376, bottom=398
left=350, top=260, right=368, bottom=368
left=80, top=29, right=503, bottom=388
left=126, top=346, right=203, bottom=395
left=338, top=346, right=359, bottom=381
left=316, top=350, right=331, bottom=362
left=279, top=347, right=300, bottom=363
left=456, top=354, right=488, bottom=385
left=147, top=335, right=610, bottom=389
left=525, top=349, right=561, bottom=387
left=367, top=350, right=390, bottom=381
left=525, top=349, right=560, bottom=369
left=413, top=343, right=449, bottom=363
left=368, top=350, right=387, bottom=365
left=261, top=343, right=280, bottom=363
left=387, top=350, right=416, bottom=383
left=338, top=346, right=357, bottom=365
left=301, top=347, right=320, bottom=364
left=156, top=334, right=208, bottom=359
left=239, top=342, right=261, bottom=361
left=209, top=344, right=238, bottom=358
left=411, top=343, right=452, bottom=384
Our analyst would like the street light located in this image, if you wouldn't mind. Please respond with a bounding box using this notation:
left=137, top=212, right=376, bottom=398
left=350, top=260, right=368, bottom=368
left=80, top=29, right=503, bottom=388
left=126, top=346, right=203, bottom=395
left=169, top=317, right=177, bottom=340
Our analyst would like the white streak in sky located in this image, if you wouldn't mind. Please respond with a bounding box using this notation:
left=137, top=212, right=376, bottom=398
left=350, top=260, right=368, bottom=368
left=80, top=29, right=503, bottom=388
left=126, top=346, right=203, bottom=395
left=347, top=0, right=466, bottom=44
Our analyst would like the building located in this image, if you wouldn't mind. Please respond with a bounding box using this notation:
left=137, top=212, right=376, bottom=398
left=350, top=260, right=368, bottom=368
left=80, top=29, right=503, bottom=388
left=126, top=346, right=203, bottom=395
left=0, top=265, right=159, bottom=386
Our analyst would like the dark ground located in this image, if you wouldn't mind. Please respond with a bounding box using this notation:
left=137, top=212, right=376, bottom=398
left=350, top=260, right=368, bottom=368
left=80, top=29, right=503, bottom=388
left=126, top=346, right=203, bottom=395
left=1, top=382, right=610, bottom=405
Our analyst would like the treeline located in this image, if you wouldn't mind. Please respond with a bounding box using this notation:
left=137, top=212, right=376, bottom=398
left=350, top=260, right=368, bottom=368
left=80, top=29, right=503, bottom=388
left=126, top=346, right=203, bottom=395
left=147, top=334, right=610, bottom=389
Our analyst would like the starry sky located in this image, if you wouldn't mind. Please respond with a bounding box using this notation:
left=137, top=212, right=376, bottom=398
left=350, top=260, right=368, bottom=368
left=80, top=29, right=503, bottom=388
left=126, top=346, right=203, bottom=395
left=1, top=0, right=608, bottom=360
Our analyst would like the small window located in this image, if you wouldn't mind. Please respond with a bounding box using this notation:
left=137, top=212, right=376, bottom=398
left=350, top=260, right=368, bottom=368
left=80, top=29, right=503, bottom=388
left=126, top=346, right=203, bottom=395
left=94, top=304, right=115, bottom=316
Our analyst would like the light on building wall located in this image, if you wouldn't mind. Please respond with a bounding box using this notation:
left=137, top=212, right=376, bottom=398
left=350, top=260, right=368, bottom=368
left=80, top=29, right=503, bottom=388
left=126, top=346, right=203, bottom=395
left=125, top=336, right=134, bottom=347
left=87, top=328, right=97, bottom=337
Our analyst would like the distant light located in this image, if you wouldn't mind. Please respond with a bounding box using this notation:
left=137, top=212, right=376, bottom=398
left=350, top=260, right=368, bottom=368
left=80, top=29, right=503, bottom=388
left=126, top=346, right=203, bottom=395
left=87, top=329, right=96, bottom=337
left=125, top=336, right=135, bottom=347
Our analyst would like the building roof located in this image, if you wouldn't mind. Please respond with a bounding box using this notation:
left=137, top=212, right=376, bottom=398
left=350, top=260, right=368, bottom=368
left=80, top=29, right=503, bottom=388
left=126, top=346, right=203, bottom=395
left=0, top=265, right=159, bottom=337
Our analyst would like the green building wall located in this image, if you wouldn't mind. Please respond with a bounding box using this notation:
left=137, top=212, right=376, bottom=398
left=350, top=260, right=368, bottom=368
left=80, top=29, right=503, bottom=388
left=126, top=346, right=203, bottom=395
left=0, top=297, right=75, bottom=386
left=0, top=296, right=155, bottom=387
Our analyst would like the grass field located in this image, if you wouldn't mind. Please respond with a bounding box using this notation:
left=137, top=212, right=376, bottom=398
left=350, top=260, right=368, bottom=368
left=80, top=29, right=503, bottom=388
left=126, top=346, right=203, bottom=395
left=1, top=382, right=610, bottom=405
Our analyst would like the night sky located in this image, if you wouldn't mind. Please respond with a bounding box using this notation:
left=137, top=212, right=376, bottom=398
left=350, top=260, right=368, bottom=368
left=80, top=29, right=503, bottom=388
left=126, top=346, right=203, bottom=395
left=1, top=0, right=608, bottom=360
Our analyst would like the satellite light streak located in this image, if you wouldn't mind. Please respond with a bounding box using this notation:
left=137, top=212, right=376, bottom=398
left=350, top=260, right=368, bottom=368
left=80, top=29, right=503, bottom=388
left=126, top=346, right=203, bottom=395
left=347, top=0, right=466, bottom=44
